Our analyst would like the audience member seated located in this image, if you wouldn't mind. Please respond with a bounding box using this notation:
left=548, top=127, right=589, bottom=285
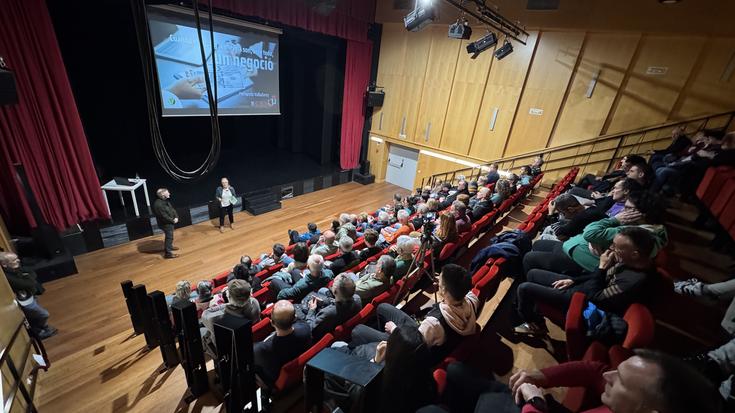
left=626, top=159, right=653, bottom=188
left=284, top=242, right=310, bottom=273
left=484, top=162, right=501, bottom=185
left=201, top=279, right=261, bottom=353
left=514, top=227, right=656, bottom=335
left=525, top=190, right=666, bottom=275
left=491, top=179, right=512, bottom=209
left=369, top=211, right=391, bottom=232
left=354, top=255, right=395, bottom=303
left=477, top=175, right=489, bottom=188
left=649, top=125, right=694, bottom=170
left=422, top=350, right=723, bottom=413
left=508, top=174, right=520, bottom=193
left=530, top=155, right=544, bottom=176
left=433, top=213, right=459, bottom=255
left=540, top=193, right=607, bottom=242
left=469, top=187, right=493, bottom=220
left=451, top=200, right=471, bottom=233
left=589, top=178, right=644, bottom=218
left=468, top=181, right=479, bottom=197
left=297, top=273, right=361, bottom=340
left=685, top=336, right=735, bottom=408
left=336, top=213, right=357, bottom=241
left=325, top=325, right=437, bottom=413
left=575, top=154, right=645, bottom=195
left=357, top=229, right=382, bottom=262
left=195, top=280, right=215, bottom=317
left=253, top=300, right=312, bottom=386
left=393, top=236, right=418, bottom=282
left=273, top=254, right=334, bottom=301
left=380, top=209, right=415, bottom=246
left=355, top=212, right=369, bottom=235
left=0, top=252, right=57, bottom=339
left=518, top=166, right=533, bottom=186
left=168, top=280, right=196, bottom=307
left=412, top=203, right=430, bottom=231
left=711, top=131, right=735, bottom=166
left=350, top=264, right=477, bottom=363
left=310, top=230, right=338, bottom=257
left=259, top=243, right=294, bottom=268
left=328, top=236, right=359, bottom=276
left=288, top=222, right=320, bottom=245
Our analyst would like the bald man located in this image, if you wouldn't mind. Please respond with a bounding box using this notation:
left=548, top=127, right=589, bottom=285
left=253, top=300, right=312, bottom=385
left=310, top=230, right=338, bottom=257
left=0, top=252, right=57, bottom=339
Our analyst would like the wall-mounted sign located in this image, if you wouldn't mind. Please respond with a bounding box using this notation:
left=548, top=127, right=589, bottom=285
left=646, top=66, right=668, bottom=76
left=529, top=108, right=544, bottom=116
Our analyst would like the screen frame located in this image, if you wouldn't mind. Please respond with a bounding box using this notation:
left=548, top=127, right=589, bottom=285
left=148, top=4, right=282, bottom=117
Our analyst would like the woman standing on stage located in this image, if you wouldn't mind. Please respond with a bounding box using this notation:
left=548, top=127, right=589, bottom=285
left=215, top=177, right=237, bottom=233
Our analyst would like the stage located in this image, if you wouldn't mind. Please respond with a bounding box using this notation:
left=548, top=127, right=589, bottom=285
left=35, top=181, right=402, bottom=412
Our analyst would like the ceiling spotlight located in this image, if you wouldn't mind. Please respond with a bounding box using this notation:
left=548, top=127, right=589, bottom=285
left=466, top=32, right=497, bottom=59
left=494, top=39, right=513, bottom=60
left=404, top=0, right=437, bottom=32
left=448, top=18, right=472, bottom=40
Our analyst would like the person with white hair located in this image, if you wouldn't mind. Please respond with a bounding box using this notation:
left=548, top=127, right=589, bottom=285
left=329, top=236, right=359, bottom=276
left=201, top=279, right=261, bottom=355
left=380, top=209, right=415, bottom=245
left=393, top=236, right=418, bottom=282
left=0, top=252, right=57, bottom=339
left=298, top=273, right=361, bottom=340
left=370, top=210, right=392, bottom=232
left=355, top=255, right=395, bottom=303
left=153, top=187, right=179, bottom=258
left=275, top=254, right=334, bottom=302
left=469, top=186, right=493, bottom=220
left=336, top=213, right=357, bottom=241
left=167, top=280, right=196, bottom=308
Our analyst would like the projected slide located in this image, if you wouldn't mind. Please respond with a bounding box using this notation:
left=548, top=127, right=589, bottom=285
left=147, top=6, right=281, bottom=116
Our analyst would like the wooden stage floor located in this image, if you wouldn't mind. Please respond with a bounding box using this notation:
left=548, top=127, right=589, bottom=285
left=35, top=181, right=403, bottom=413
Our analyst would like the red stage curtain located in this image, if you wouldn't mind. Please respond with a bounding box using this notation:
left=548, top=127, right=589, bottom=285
left=212, top=0, right=375, bottom=170
left=340, top=40, right=373, bottom=169
left=0, top=0, right=109, bottom=232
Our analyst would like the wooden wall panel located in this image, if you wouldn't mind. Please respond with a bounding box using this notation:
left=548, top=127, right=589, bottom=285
left=440, top=32, right=495, bottom=155
left=550, top=33, right=641, bottom=145
left=397, top=28, right=433, bottom=141
left=605, top=35, right=706, bottom=134
left=414, top=26, right=462, bottom=147
left=371, top=24, right=407, bottom=136
left=504, top=31, right=585, bottom=156
left=469, top=31, right=540, bottom=160
left=673, top=37, right=735, bottom=118
left=414, top=151, right=469, bottom=189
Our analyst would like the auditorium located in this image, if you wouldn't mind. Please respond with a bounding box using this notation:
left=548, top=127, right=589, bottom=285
left=3, top=0, right=735, bottom=411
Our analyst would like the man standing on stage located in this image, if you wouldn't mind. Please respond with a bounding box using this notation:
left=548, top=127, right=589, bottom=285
left=154, top=188, right=179, bottom=259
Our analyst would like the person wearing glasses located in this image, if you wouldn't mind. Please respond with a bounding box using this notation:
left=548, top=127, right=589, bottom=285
left=514, top=226, right=658, bottom=335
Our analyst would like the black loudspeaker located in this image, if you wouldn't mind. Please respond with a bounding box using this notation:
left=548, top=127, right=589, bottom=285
left=0, top=67, right=18, bottom=105
left=121, top=280, right=145, bottom=335
left=171, top=301, right=209, bottom=399
left=214, top=315, right=256, bottom=413
left=131, top=284, right=159, bottom=349
left=149, top=291, right=180, bottom=368
left=174, top=207, right=192, bottom=229
left=366, top=91, right=384, bottom=107
left=31, top=224, right=65, bottom=259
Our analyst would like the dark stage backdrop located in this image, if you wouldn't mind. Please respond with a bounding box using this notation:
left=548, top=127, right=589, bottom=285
left=45, top=0, right=346, bottom=207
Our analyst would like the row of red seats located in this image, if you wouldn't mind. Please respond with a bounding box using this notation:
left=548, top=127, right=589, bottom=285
left=697, top=165, right=735, bottom=240
left=262, top=173, right=551, bottom=403
left=431, top=168, right=580, bottom=396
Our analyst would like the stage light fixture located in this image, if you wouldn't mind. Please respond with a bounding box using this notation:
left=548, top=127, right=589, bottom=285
left=466, top=31, right=497, bottom=59
left=404, top=0, right=437, bottom=32
left=448, top=19, right=472, bottom=40
left=494, top=39, right=514, bottom=60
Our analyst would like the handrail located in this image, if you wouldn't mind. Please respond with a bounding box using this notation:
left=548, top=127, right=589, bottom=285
left=420, top=110, right=735, bottom=188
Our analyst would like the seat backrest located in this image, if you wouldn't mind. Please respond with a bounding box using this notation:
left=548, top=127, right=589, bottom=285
left=622, top=303, right=655, bottom=350
left=274, top=333, right=335, bottom=392
left=252, top=317, right=274, bottom=342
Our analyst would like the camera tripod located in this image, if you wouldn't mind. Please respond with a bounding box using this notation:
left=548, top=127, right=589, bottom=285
left=393, top=229, right=439, bottom=305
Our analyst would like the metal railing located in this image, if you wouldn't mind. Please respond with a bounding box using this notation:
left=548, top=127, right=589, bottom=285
left=420, top=110, right=735, bottom=189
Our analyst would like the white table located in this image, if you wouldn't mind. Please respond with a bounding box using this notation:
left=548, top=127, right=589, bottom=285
left=101, top=178, right=150, bottom=217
